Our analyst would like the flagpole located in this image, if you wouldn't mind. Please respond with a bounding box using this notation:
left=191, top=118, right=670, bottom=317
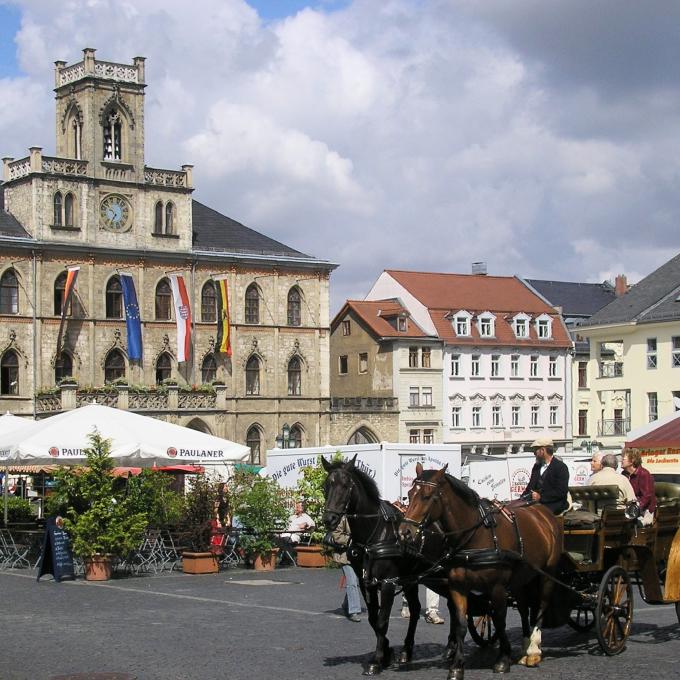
left=190, top=262, right=196, bottom=384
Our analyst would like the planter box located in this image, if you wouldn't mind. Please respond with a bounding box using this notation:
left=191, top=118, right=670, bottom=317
left=252, top=548, right=279, bottom=571
left=295, top=545, right=329, bottom=568
left=84, top=555, right=113, bottom=581
left=182, top=551, right=219, bottom=574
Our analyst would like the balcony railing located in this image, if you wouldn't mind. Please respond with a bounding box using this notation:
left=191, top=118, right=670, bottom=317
left=597, top=418, right=630, bottom=437
left=598, top=361, right=623, bottom=378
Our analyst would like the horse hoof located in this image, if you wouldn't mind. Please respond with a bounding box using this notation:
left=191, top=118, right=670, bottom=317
left=398, top=651, right=411, bottom=666
left=447, top=669, right=464, bottom=680
left=363, top=664, right=382, bottom=676
left=524, top=655, right=541, bottom=668
left=493, top=660, right=511, bottom=673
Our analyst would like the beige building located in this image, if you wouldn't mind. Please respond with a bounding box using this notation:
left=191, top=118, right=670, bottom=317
left=0, top=48, right=336, bottom=464
left=578, top=254, right=680, bottom=451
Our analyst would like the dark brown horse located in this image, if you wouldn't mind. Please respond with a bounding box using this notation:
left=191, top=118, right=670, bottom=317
left=399, top=463, right=563, bottom=680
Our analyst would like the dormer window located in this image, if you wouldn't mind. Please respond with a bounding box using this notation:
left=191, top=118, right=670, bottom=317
left=535, top=314, right=552, bottom=339
left=477, top=312, right=495, bottom=338
left=454, top=311, right=471, bottom=336
left=512, top=313, right=531, bottom=338
left=397, top=316, right=407, bottom=332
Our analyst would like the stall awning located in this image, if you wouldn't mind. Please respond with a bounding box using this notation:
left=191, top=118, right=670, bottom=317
left=626, top=414, right=680, bottom=474
left=3, top=465, right=60, bottom=474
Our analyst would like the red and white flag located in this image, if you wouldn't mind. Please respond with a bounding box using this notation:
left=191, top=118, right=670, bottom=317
left=169, top=274, right=192, bottom=362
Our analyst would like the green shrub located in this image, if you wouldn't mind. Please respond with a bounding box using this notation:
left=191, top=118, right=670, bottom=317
left=4, top=496, right=33, bottom=523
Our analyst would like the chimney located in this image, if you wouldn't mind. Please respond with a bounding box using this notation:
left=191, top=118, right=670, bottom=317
left=471, top=261, right=487, bottom=276
left=615, top=274, right=628, bottom=296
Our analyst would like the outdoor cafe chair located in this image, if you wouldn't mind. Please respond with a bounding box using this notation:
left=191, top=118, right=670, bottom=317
left=124, top=528, right=167, bottom=575
left=0, top=528, right=31, bottom=569
left=217, top=529, right=242, bottom=568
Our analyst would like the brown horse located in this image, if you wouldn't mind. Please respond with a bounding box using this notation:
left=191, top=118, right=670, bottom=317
left=399, top=463, right=563, bottom=680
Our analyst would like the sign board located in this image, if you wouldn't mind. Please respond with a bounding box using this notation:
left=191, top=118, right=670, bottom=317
left=637, top=447, right=680, bottom=475
left=37, top=517, right=75, bottom=582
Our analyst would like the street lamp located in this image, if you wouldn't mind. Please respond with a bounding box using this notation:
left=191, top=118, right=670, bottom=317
left=275, top=422, right=296, bottom=449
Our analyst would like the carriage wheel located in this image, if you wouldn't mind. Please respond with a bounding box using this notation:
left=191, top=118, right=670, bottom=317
left=595, top=566, right=633, bottom=655
left=467, top=613, right=498, bottom=647
left=567, top=605, right=596, bottom=632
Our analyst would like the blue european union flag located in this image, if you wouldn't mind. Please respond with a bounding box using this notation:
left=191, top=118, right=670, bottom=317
left=120, top=273, right=143, bottom=361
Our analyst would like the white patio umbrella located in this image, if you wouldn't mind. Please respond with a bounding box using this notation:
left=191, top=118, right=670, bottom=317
left=1, top=404, right=250, bottom=467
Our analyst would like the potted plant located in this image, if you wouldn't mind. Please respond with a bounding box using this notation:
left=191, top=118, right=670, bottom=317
left=294, top=456, right=332, bottom=567
left=180, top=474, right=220, bottom=574
left=230, top=471, right=288, bottom=571
left=50, top=432, right=147, bottom=580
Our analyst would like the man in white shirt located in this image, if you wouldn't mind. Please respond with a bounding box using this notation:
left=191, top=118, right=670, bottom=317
left=283, top=501, right=315, bottom=544
left=587, top=453, right=636, bottom=507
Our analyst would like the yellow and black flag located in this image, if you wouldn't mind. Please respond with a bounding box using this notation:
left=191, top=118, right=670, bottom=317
left=55, top=266, right=80, bottom=357
left=213, top=276, right=232, bottom=357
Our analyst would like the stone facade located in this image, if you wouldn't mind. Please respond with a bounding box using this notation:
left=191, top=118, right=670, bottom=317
left=0, top=48, right=335, bottom=465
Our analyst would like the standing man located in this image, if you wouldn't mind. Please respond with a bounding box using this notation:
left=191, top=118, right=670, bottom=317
left=621, top=449, right=656, bottom=525
left=521, top=437, right=570, bottom=514
left=331, top=515, right=362, bottom=622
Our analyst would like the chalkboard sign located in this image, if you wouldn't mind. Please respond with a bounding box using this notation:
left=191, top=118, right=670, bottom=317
left=37, top=517, right=75, bottom=582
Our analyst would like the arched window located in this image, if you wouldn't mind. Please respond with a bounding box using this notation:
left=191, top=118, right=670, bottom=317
left=55, top=352, right=73, bottom=383
left=289, top=424, right=303, bottom=449
left=71, top=116, right=82, bottom=159
left=154, top=202, right=163, bottom=234
left=245, top=284, right=260, bottom=324
left=105, top=276, right=123, bottom=319
left=104, top=349, right=126, bottom=383
left=287, top=356, right=301, bottom=396
left=347, top=427, right=378, bottom=445
left=246, top=355, right=260, bottom=395
left=201, top=354, right=217, bottom=383
left=201, top=282, right=216, bottom=322
left=0, top=350, right=19, bottom=395
left=155, top=279, right=172, bottom=320
left=155, top=352, right=172, bottom=384
left=54, top=272, right=67, bottom=316
left=53, top=192, right=63, bottom=226
left=287, top=287, right=301, bottom=326
left=246, top=426, right=262, bottom=465
left=165, top=202, right=175, bottom=234
left=103, top=110, right=122, bottom=160
left=64, top=193, right=74, bottom=227
left=0, top=269, right=19, bottom=315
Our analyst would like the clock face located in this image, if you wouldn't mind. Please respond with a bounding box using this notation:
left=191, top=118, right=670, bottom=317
left=100, top=194, right=131, bottom=231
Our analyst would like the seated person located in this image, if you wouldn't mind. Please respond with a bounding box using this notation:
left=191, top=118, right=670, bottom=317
left=621, top=449, right=656, bottom=526
left=520, top=437, right=570, bottom=514
left=588, top=451, right=604, bottom=478
left=587, top=453, right=636, bottom=509
left=281, top=501, right=315, bottom=544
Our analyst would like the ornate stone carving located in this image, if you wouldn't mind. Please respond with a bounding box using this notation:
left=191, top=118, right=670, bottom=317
left=42, top=157, right=88, bottom=176
left=94, top=61, right=139, bottom=83
left=129, top=391, right=169, bottom=411
left=8, top=158, right=30, bottom=180
left=98, top=90, right=136, bottom=129
left=58, top=63, right=86, bottom=86
left=178, top=392, right=216, bottom=410
left=143, top=167, right=187, bottom=187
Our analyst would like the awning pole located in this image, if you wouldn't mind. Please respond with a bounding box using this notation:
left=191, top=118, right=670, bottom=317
left=3, top=462, right=8, bottom=526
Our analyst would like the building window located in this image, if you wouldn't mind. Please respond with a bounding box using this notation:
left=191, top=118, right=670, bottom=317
left=288, top=356, right=302, bottom=396
left=397, top=317, right=407, bottom=332
left=548, top=356, right=557, bottom=378
left=64, top=193, right=74, bottom=227
left=451, top=354, right=460, bottom=377
left=0, top=269, right=19, bottom=315
left=491, top=355, right=500, bottom=377
left=672, top=337, right=680, bottom=367
left=409, top=347, right=418, bottom=368
left=471, top=406, right=481, bottom=428
left=423, top=429, right=434, bottom=444
left=342, top=320, right=351, bottom=336
left=105, top=276, right=123, bottom=319
left=289, top=424, right=303, bottom=449
left=246, top=355, right=261, bottom=395
left=471, top=355, right=480, bottom=377
left=154, top=201, right=163, bottom=234
left=245, top=284, right=260, bottom=324
left=409, top=429, right=420, bottom=444
left=53, top=192, right=63, bottom=226
left=646, top=338, right=657, bottom=369
left=358, top=353, right=368, bottom=374
left=287, top=287, right=302, bottom=326
left=452, top=406, right=461, bottom=428
left=201, top=282, right=216, bottom=323
left=514, top=318, right=527, bottom=338
left=155, top=352, right=172, bottom=384
left=613, top=408, right=625, bottom=435
left=409, top=386, right=419, bottom=407
left=104, top=349, right=125, bottom=383
left=55, top=352, right=73, bottom=383
left=165, top=202, right=175, bottom=234
left=455, top=315, right=470, bottom=336
left=422, top=386, right=433, bottom=406
left=510, top=354, right=519, bottom=378
left=578, top=409, right=588, bottom=437
left=492, top=405, right=501, bottom=427
left=479, top=316, right=494, bottom=337
left=549, top=405, right=558, bottom=426
left=54, top=272, right=70, bottom=316
left=674, top=391, right=680, bottom=411
left=421, top=347, right=431, bottom=368
left=338, top=355, right=348, bottom=375
left=103, top=110, right=123, bottom=160
left=155, top=278, right=172, bottom=320
left=648, top=392, right=658, bottom=422
left=530, top=355, right=539, bottom=377
left=511, top=405, right=520, bottom=427
left=531, top=405, right=539, bottom=426
left=537, top=318, right=551, bottom=339
left=201, top=354, right=217, bottom=383
left=578, top=361, right=588, bottom=388
left=0, top=350, right=19, bottom=394
left=246, top=426, right=261, bottom=465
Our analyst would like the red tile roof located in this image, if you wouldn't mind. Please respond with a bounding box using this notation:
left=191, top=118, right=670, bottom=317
left=627, top=416, right=680, bottom=449
left=333, top=300, right=430, bottom=339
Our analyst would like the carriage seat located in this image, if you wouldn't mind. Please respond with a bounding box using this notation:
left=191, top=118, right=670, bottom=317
left=562, top=509, right=600, bottom=530
left=568, top=484, right=619, bottom=515
left=655, top=482, right=680, bottom=507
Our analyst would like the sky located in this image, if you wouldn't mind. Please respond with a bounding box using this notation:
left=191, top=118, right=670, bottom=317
left=1, top=0, right=679, bottom=315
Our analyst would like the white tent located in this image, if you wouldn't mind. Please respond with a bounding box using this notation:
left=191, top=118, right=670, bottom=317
left=0, top=404, right=250, bottom=467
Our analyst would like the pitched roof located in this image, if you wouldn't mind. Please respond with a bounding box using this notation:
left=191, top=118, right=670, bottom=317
left=627, top=414, right=680, bottom=449
left=333, top=299, right=429, bottom=339
left=525, top=279, right=616, bottom=317
left=0, top=184, right=31, bottom=238
left=583, top=252, right=680, bottom=326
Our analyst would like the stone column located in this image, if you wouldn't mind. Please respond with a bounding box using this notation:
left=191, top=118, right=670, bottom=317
left=61, top=383, right=78, bottom=410
left=29, top=147, right=42, bottom=172
left=215, top=384, right=226, bottom=410
left=168, top=385, right=179, bottom=410
left=116, top=385, right=129, bottom=410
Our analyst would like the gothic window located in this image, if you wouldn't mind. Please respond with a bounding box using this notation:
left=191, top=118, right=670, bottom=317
left=54, top=272, right=69, bottom=315
left=55, top=352, right=73, bottom=383
left=103, top=111, right=122, bottom=160
left=165, top=202, right=175, bottom=234
left=155, top=352, right=172, bottom=384
left=0, top=269, right=19, bottom=314
left=53, top=192, right=63, bottom=226
left=201, top=353, right=217, bottom=383
left=154, top=202, right=163, bottom=234
left=245, top=284, right=260, bottom=324
left=155, top=279, right=172, bottom=320
left=71, top=116, right=82, bottom=159
left=347, top=427, right=378, bottom=445
left=201, top=282, right=216, bottom=322
left=288, top=356, right=301, bottom=396
left=246, top=425, right=262, bottom=465
left=287, top=287, right=301, bottom=326
left=64, top=193, right=74, bottom=227
left=289, top=424, right=303, bottom=449
left=0, top=350, right=19, bottom=395
left=105, top=276, right=123, bottom=319
left=246, top=355, right=260, bottom=395
left=104, top=349, right=126, bottom=383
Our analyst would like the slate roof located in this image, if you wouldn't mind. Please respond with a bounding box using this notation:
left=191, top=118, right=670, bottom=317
left=525, top=279, right=616, bottom=318
left=582, top=252, right=680, bottom=326
left=332, top=299, right=429, bottom=339
left=0, top=183, right=31, bottom=238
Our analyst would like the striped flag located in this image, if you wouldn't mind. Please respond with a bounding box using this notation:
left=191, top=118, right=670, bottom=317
left=213, top=276, right=232, bottom=356
left=169, top=274, right=192, bottom=362
left=55, top=266, right=79, bottom=357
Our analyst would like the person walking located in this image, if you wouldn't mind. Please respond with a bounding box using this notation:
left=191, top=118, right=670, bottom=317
left=331, top=515, right=361, bottom=622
